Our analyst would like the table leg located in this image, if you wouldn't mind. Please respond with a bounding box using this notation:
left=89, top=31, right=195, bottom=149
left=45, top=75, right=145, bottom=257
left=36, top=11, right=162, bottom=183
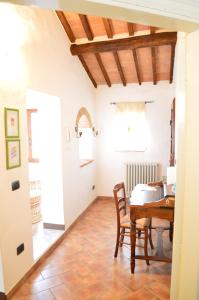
left=130, top=221, right=136, bottom=273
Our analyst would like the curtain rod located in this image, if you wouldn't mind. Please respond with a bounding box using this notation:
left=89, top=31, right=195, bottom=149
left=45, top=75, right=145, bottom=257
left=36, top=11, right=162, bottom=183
left=110, top=101, right=154, bottom=105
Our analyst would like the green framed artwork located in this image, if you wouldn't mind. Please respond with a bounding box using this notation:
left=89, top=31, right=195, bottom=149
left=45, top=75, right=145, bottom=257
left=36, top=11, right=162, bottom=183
left=6, top=140, right=21, bottom=169
left=4, top=107, right=20, bottom=138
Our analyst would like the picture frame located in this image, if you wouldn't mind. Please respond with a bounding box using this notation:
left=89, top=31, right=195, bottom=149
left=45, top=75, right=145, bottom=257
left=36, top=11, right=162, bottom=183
left=6, top=140, right=21, bottom=169
left=4, top=107, right=20, bottom=138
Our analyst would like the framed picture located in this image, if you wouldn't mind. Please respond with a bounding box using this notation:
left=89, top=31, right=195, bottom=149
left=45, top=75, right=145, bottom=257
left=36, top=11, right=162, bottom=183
left=6, top=140, right=21, bottom=169
left=5, top=108, right=20, bottom=138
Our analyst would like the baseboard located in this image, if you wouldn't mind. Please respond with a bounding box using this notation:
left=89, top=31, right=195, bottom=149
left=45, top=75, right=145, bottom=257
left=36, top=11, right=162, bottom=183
left=97, top=196, right=113, bottom=201
left=7, top=196, right=98, bottom=299
left=43, top=223, right=65, bottom=230
left=62, top=197, right=99, bottom=234
left=0, top=292, right=7, bottom=300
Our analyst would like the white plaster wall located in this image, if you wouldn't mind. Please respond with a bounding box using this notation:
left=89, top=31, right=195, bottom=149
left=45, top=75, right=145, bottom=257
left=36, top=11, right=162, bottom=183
left=95, top=83, right=174, bottom=196
left=0, top=3, right=96, bottom=293
left=25, top=6, right=97, bottom=225
left=0, top=252, right=5, bottom=293
left=170, top=32, right=187, bottom=300
left=0, top=101, right=33, bottom=294
left=174, top=28, right=199, bottom=300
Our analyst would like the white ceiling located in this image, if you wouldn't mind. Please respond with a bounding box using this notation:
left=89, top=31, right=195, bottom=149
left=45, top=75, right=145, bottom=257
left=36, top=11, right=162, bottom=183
left=99, top=0, right=199, bottom=23
left=4, top=0, right=199, bottom=32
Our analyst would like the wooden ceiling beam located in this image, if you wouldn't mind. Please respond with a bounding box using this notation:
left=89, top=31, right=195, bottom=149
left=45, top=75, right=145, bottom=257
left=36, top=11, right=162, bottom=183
left=170, top=44, right=176, bottom=84
left=95, top=53, right=111, bottom=87
left=128, top=23, right=135, bottom=36
left=103, top=18, right=113, bottom=39
left=79, top=14, right=94, bottom=41
left=78, top=55, right=97, bottom=88
left=71, top=32, right=177, bottom=55
left=132, top=49, right=142, bottom=85
left=56, top=11, right=76, bottom=43
left=151, top=47, right=157, bottom=85
left=149, top=26, right=158, bottom=85
left=113, top=52, right=126, bottom=86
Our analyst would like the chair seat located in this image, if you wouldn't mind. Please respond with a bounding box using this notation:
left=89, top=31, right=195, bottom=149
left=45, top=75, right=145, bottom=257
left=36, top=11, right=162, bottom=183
left=120, top=214, right=150, bottom=229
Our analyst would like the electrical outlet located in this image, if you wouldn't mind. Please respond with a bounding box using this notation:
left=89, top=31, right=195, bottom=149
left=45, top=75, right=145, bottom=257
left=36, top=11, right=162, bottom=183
left=17, top=243, right=24, bottom=256
left=92, top=185, right=95, bottom=190
left=12, top=180, right=20, bottom=191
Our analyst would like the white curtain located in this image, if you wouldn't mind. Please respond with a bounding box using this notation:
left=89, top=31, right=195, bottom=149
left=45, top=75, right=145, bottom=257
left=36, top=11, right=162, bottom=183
left=114, top=102, right=148, bottom=151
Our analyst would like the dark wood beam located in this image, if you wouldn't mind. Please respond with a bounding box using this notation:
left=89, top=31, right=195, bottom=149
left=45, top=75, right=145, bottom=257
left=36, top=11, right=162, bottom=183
left=95, top=53, right=111, bottom=87
left=56, top=11, right=76, bottom=43
left=151, top=47, right=157, bottom=85
left=0, top=292, right=7, bottom=300
left=149, top=26, right=157, bottom=84
left=79, top=14, right=94, bottom=41
left=103, top=18, right=113, bottom=38
left=132, top=49, right=142, bottom=85
left=113, top=52, right=126, bottom=86
left=128, top=22, right=135, bottom=36
left=71, top=32, right=177, bottom=55
left=78, top=55, right=97, bottom=88
left=170, top=44, right=176, bottom=84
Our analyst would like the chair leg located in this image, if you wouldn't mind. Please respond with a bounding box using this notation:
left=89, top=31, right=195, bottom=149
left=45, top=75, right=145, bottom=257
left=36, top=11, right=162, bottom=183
left=137, top=230, right=142, bottom=238
left=120, top=228, right=125, bottom=246
left=169, top=222, right=173, bottom=242
left=144, top=227, right=150, bottom=266
left=114, top=227, right=120, bottom=257
left=149, top=218, right=154, bottom=249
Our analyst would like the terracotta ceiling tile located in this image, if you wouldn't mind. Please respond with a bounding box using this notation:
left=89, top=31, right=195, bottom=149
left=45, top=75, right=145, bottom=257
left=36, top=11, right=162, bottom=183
left=87, top=15, right=107, bottom=37
left=117, top=50, right=139, bottom=83
left=83, top=53, right=106, bottom=84
left=111, top=19, right=128, bottom=35
left=135, top=24, right=150, bottom=32
left=156, top=45, right=171, bottom=81
left=64, top=12, right=86, bottom=39
left=137, top=47, right=153, bottom=83
left=100, top=52, right=121, bottom=84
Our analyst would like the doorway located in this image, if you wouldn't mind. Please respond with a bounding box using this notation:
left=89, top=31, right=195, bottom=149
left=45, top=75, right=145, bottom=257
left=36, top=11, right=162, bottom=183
left=26, top=90, right=64, bottom=260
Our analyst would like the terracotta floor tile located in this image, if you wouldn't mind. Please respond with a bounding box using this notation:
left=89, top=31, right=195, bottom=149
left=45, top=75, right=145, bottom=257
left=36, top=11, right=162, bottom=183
left=26, top=271, right=44, bottom=284
left=10, top=198, right=172, bottom=300
left=121, top=288, right=159, bottom=300
left=51, top=284, right=78, bottom=300
left=31, top=277, right=64, bottom=294
left=11, top=290, right=55, bottom=300
left=147, top=281, right=170, bottom=300
left=41, top=264, right=71, bottom=279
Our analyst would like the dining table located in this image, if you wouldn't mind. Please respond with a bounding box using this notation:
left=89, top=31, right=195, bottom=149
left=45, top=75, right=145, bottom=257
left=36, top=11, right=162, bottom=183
left=129, top=183, right=175, bottom=273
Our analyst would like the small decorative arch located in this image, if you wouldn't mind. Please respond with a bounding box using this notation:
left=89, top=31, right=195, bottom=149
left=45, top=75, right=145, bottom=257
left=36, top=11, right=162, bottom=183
left=76, top=107, right=92, bottom=129
left=75, top=107, right=94, bottom=167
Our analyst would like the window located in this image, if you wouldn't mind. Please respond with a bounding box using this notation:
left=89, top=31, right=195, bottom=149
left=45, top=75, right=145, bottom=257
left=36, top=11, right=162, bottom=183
left=114, top=102, right=148, bottom=152
left=76, top=107, right=93, bottom=167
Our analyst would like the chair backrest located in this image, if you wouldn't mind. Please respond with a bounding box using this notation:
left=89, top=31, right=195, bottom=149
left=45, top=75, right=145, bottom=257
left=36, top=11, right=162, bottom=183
left=148, top=181, right=163, bottom=187
left=113, top=182, right=127, bottom=226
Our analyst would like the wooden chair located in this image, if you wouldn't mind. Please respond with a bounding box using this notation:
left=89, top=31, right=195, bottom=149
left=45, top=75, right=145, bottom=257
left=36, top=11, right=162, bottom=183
left=130, top=198, right=174, bottom=273
left=147, top=181, right=163, bottom=187
left=113, top=182, right=153, bottom=265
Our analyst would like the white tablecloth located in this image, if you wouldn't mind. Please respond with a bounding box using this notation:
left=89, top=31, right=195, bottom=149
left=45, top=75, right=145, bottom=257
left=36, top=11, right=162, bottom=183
left=129, top=184, right=163, bottom=205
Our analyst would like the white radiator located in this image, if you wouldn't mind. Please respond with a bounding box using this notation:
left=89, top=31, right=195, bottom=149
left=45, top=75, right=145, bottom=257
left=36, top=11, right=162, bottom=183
left=125, top=162, right=159, bottom=195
